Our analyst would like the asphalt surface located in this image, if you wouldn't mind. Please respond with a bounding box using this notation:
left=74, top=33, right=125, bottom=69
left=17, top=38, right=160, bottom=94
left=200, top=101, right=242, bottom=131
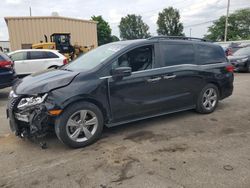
left=0, top=73, right=250, bottom=188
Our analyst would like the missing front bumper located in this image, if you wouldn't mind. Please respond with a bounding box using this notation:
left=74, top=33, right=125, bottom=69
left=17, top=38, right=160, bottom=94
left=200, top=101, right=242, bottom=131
left=7, top=101, right=53, bottom=138
left=15, top=112, right=29, bottom=122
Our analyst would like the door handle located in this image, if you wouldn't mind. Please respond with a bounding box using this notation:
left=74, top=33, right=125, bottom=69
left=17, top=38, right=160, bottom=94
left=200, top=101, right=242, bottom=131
left=163, top=75, right=176, bottom=80
left=147, top=77, right=161, bottom=82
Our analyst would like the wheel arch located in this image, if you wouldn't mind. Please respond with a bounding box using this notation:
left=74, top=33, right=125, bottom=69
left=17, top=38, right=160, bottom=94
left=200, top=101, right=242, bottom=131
left=207, top=81, right=221, bottom=98
left=46, top=61, right=62, bottom=69
left=61, top=97, right=110, bottom=123
left=48, top=65, right=58, bottom=69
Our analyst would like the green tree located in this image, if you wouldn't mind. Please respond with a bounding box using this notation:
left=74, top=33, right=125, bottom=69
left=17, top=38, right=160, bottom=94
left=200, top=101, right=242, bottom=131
left=111, top=35, right=120, bottom=42
left=91, top=15, right=112, bottom=46
left=119, top=14, right=150, bottom=40
left=157, top=7, right=184, bottom=36
left=204, top=8, right=250, bottom=41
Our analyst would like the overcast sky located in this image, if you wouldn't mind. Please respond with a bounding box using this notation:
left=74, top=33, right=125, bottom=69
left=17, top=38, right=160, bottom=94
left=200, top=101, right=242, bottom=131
left=0, top=0, right=249, bottom=40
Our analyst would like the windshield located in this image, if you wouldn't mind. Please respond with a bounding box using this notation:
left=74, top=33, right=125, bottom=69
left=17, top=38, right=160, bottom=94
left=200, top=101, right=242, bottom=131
left=64, top=42, right=127, bottom=71
left=234, top=47, right=250, bottom=56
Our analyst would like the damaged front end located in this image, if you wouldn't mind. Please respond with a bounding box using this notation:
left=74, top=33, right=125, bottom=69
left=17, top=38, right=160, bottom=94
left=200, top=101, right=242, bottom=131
left=6, top=68, right=80, bottom=141
left=7, top=91, right=56, bottom=138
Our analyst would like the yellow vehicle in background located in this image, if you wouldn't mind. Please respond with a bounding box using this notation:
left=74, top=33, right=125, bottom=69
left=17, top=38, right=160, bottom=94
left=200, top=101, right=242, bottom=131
left=32, top=33, right=94, bottom=60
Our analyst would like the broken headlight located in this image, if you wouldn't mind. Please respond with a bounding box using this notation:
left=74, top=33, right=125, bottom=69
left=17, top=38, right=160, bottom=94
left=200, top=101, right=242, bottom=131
left=17, top=94, right=48, bottom=109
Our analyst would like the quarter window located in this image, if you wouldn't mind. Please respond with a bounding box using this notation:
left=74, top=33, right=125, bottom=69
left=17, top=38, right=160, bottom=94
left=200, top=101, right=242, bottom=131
left=44, top=52, right=59, bottom=59
left=160, top=43, right=195, bottom=66
left=197, top=44, right=225, bottom=64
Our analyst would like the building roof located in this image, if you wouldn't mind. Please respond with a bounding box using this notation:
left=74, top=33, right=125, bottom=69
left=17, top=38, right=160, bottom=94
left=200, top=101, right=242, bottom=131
left=4, top=16, right=97, bottom=25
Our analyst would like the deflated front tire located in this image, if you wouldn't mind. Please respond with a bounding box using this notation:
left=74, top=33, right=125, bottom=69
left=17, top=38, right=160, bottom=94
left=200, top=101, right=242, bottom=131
left=55, top=102, right=104, bottom=148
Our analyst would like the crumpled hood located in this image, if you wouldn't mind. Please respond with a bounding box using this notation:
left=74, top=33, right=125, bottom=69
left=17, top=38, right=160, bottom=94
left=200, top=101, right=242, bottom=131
left=13, top=69, right=80, bottom=95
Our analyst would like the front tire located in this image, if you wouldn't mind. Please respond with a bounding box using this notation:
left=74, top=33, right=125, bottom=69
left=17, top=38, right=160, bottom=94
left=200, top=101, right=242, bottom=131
left=196, top=84, right=219, bottom=114
left=55, top=102, right=104, bottom=148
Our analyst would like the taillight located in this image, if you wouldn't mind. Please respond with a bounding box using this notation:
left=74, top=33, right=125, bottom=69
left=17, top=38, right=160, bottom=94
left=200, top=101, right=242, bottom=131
left=63, top=59, right=68, bottom=65
left=226, top=65, right=234, bottom=72
left=0, top=61, right=13, bottom=68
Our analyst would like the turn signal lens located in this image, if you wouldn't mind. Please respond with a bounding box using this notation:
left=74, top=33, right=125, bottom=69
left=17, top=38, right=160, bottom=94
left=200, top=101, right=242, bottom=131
left=49, top=110, right=62, bottom=116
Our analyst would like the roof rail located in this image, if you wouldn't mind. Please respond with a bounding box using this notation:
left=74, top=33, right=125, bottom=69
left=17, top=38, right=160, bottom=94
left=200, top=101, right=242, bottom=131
left=148, top=36, right=208, bottom=42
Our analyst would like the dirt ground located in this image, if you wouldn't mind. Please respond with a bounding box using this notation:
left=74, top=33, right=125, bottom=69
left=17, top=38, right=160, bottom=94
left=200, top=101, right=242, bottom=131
left=0, top=73, right=250, bottom=188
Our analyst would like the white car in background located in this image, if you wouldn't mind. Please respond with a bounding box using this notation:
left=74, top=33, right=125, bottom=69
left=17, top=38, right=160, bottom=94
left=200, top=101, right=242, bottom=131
left=8, top=49, right=68, bottom=76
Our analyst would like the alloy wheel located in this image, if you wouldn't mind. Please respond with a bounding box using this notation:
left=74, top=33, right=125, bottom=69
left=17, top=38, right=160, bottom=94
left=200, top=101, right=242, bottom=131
left=202, top=88, right=217, bottom=111
left=66, top=110, right=98, bottom=142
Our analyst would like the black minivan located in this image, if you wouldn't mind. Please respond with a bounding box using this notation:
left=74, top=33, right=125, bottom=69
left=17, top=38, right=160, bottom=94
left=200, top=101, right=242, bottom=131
left=7, top=36, right=234, bottom=148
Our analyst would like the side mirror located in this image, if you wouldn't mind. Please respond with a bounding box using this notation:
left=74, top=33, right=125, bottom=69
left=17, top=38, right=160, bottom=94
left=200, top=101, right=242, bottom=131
left=111, top=67, right=132, bottom=78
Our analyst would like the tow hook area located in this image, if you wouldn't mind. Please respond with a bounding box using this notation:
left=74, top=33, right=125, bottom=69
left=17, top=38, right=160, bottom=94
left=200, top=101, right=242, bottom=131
left=29, top=105, right=49, bottom=135
left=20, top=133, right=48, bottom=149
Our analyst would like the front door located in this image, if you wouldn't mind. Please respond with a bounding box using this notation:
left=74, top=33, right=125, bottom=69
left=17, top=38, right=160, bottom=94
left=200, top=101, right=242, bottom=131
left=108, top=44, right=169, bottom=122
left=10, top=51, right=29, bottom=75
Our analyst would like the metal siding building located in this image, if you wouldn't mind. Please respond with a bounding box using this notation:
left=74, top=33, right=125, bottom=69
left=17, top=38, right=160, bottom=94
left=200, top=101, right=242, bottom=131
left=5, top=16, right=98, bottom=51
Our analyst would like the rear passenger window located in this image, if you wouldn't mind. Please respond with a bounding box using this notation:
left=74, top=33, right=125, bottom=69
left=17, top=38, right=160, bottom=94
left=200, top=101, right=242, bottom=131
left=29, top=51, right=59, bottom=59
left=197, top=44, right=225, bottom=64
left=160, top=43, right=195, bottom=66
left=29, top=51, right=44, bottom=59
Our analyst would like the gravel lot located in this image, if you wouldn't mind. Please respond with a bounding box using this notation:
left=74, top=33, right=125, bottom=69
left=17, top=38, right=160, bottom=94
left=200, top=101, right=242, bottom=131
left=0, top=73, right=250, bottom=188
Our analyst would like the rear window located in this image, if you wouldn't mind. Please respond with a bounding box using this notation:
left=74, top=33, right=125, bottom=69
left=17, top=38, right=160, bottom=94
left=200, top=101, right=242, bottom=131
left=0, top=52, right=11, bottom=61
left=197, top=44, right=226, bottom=64
left=160, top=43, right=195, bottom=66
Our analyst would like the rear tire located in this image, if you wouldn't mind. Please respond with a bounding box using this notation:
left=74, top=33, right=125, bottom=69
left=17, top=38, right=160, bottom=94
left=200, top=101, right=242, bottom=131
left=196, top=84, right=219, bottom=114
left=55, top=102, right=104, bottom=148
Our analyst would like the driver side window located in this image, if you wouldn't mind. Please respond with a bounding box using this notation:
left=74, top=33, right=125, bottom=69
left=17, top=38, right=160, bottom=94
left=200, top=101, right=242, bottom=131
left=112, top=45, right=154, bottom=72
left=10, top=52, right=28, bottom=61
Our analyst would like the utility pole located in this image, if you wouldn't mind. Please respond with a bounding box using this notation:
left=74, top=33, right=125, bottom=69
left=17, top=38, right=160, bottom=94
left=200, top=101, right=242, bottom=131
left=224, top=0, right=230, bottom=41
left=189, top=28, right=192, bottom=37
left=29, top=6, right=32, bottom=16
